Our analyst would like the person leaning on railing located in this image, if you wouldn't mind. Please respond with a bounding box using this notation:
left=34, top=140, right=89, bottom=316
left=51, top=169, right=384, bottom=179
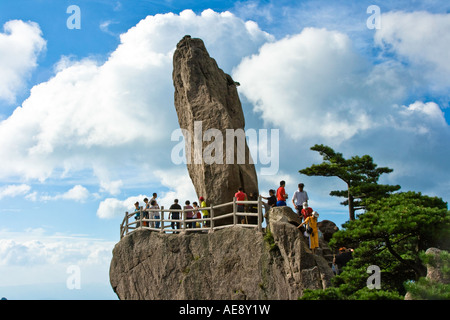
left=184, top=200, right=194, bottom=228
left=150, top=200, right=160, bottom=228
left=133, top=201, right=141, bottom=227
left=200, top=196, right=209, bottom=227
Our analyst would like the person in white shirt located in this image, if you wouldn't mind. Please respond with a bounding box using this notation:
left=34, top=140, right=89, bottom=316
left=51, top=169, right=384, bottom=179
left=292, top=183, right=308, bottom=217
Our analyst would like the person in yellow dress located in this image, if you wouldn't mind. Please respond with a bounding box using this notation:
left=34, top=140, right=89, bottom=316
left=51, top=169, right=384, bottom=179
left=297, top=211, right=320, bottom=254
left=199, top=196, right=209, bottom=227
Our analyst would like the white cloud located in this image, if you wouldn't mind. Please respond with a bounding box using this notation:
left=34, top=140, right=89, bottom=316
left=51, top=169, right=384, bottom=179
left=0, top=228, right=114, bottom=287
left=0, top=20, right=46, bottom=103
left=233, top=27, right=398, bottom=143
left=0, top=184, right=31, bottom=199
left=153, top=168, right=197, bottom=206
left=96, top=168, right=197, bottom=219
left=375, top=11, right=450, bottom=92
left=96, top=194, right=148, bottom=219
left=99, top=179, right=123, bottom=196
left=232, top=18, right=450, bottom=211
left=234, top=24, right=449, bottom=143
left=1, top=9, right=449, bottom=226
left=99, top=20, right=119, bottom=36
left=0, top=10, right=273, bottom=185
left=40, top=185, right=90, bottom=202
left=396, top=101, right=447, bottom=134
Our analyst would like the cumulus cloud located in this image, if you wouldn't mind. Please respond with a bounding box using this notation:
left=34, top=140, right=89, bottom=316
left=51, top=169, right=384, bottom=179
left=233, top=27, right=403, bottom=143
left=233, top=19, right=450, bottom=205
left=99, top=179, right=123, bottom=196
left=96, top=194, right=148, bottom=219
left=96, top=168, right=197, bottom=219
left=153, top=168, right=198, bottom=206
left=375, top=11, right=450, bottom=92
left=1, top=9, right=449, bottom=221
left=40, top=185, right=90, bottom=202
left=397, top=101, right=447, bottom=134
left=234, top=24, right=449, bottom=142
left=0, top=228, right=113, bottom=265
left=0, top=10, right=273, bottom=185
left=0, top=20, right=46, bottom=103
left=0, top=228, right=114, bottom=286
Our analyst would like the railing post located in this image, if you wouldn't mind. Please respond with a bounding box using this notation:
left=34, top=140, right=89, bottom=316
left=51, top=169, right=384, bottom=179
left=210, top=204, right=214, bottom=232
left=182, top=206, right=186, bottom=232
left=125, top=211, right=129, bottom=236
left=257, top=196, right=262, bottom=232
left=160, top=206, right=164, bottom=233
left=139, top=207, right=143, bottom=229
left=233, top=197, right=237, bottom=226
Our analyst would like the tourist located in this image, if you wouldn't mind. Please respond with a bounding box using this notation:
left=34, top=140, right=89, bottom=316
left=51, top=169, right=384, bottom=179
left=184, top=200, right=194, bottom=228
left=292, top=183, right=308, bottom=217
left=150, top=200, right=160, bottom=229
left=234, top=187, right=247, bottom=214
left=297, top=211, right=320, bottom=254
left=333, top=247, right=354, bottom=275
left=151, top=192, right=158, bottom=205
left=276, top=180, right=288, bottom=206
left=133, top=201, right=141, bottom=227
left=199, top=196, right=209, bottom=227
left=169, top=199, right=182, bottom=232
left=193, top=201, right=201, bottom=228
left=261, top=189, right=277, bottom=209
left=143, top=198, right=150, bottom=227
left=247, top=192, right=258, bottom=213
left=301, top=202, right=313, bottom=222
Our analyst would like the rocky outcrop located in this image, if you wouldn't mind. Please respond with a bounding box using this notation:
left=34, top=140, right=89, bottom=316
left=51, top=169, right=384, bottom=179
left=405, top=247, right=450, bottom=300
left=172, top=35, right=258, bottom=216
left=318, top=220, right=339, bottom=242
left=424, top=248, right=449, bottom=284
left=110, top=206, right=334, bottom=300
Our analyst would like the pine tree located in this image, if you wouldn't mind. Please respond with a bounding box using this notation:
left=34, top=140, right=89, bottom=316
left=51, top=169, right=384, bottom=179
left=299, top=144, right=400, bottom=220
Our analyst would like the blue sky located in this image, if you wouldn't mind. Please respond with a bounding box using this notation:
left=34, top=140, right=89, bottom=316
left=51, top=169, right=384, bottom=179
left=0, top=0, right=449, bottom=299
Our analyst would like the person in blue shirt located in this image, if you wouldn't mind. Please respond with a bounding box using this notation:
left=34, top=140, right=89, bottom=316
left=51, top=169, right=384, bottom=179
left=134, top=201, right=141, bottom=227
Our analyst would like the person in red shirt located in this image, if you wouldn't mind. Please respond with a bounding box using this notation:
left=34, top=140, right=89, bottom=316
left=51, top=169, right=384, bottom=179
left=301, top=202, right=313, bottom=221
left=276, top=180, right=288, bottom=206
left=234, top=187, right=247, bottom=214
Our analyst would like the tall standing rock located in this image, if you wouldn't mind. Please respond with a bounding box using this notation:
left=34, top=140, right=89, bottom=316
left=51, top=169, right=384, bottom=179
left=172, top=35, right=258, bottom=217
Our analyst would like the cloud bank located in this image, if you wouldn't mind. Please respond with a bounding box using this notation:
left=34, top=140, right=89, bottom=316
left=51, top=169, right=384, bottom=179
left=0, top=20, right=46, bottom=104
left=0, top=10, right=273, bottom=185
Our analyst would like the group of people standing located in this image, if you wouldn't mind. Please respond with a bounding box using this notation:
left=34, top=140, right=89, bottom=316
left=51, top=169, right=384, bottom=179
left=260, top=181, right=320, bottom=254
left=133, top=193, right=209, bottom=231
left=167, top=197, right=209, bottom=231
left=132, top=182, right=318, bottom=253
left=133, top=193, right=160, bottom=228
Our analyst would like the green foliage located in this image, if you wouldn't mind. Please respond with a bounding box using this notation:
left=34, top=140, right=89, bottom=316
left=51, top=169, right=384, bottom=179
left=404, top=250, right=450, bottom=300
left=263, top=229, right=278, bottom=252
left=299, top=144, right=400, bottom=220
left=405, top=278, right=450, bottom=300
left=300, top=286, right=403, bottom=300
left=300, top=192, right=450, bottom=300
left=331, top=192, right=449, bottom=279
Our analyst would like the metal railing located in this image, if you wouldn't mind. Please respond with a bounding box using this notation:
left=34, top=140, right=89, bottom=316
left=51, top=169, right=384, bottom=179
left=120, top=196, right=264, bottom=239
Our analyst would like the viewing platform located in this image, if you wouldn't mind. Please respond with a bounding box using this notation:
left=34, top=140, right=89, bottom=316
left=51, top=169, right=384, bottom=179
left=120, top=196, right=265, bottom=239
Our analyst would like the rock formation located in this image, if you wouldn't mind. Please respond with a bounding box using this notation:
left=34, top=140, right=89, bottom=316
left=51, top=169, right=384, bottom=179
left=110, top=206, right=334, bottom=300
left=318, top=220, right=339, bottom=242
left=405, top=247, right=450, bottom=300
left=172, top=35, right=258, bottom=215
